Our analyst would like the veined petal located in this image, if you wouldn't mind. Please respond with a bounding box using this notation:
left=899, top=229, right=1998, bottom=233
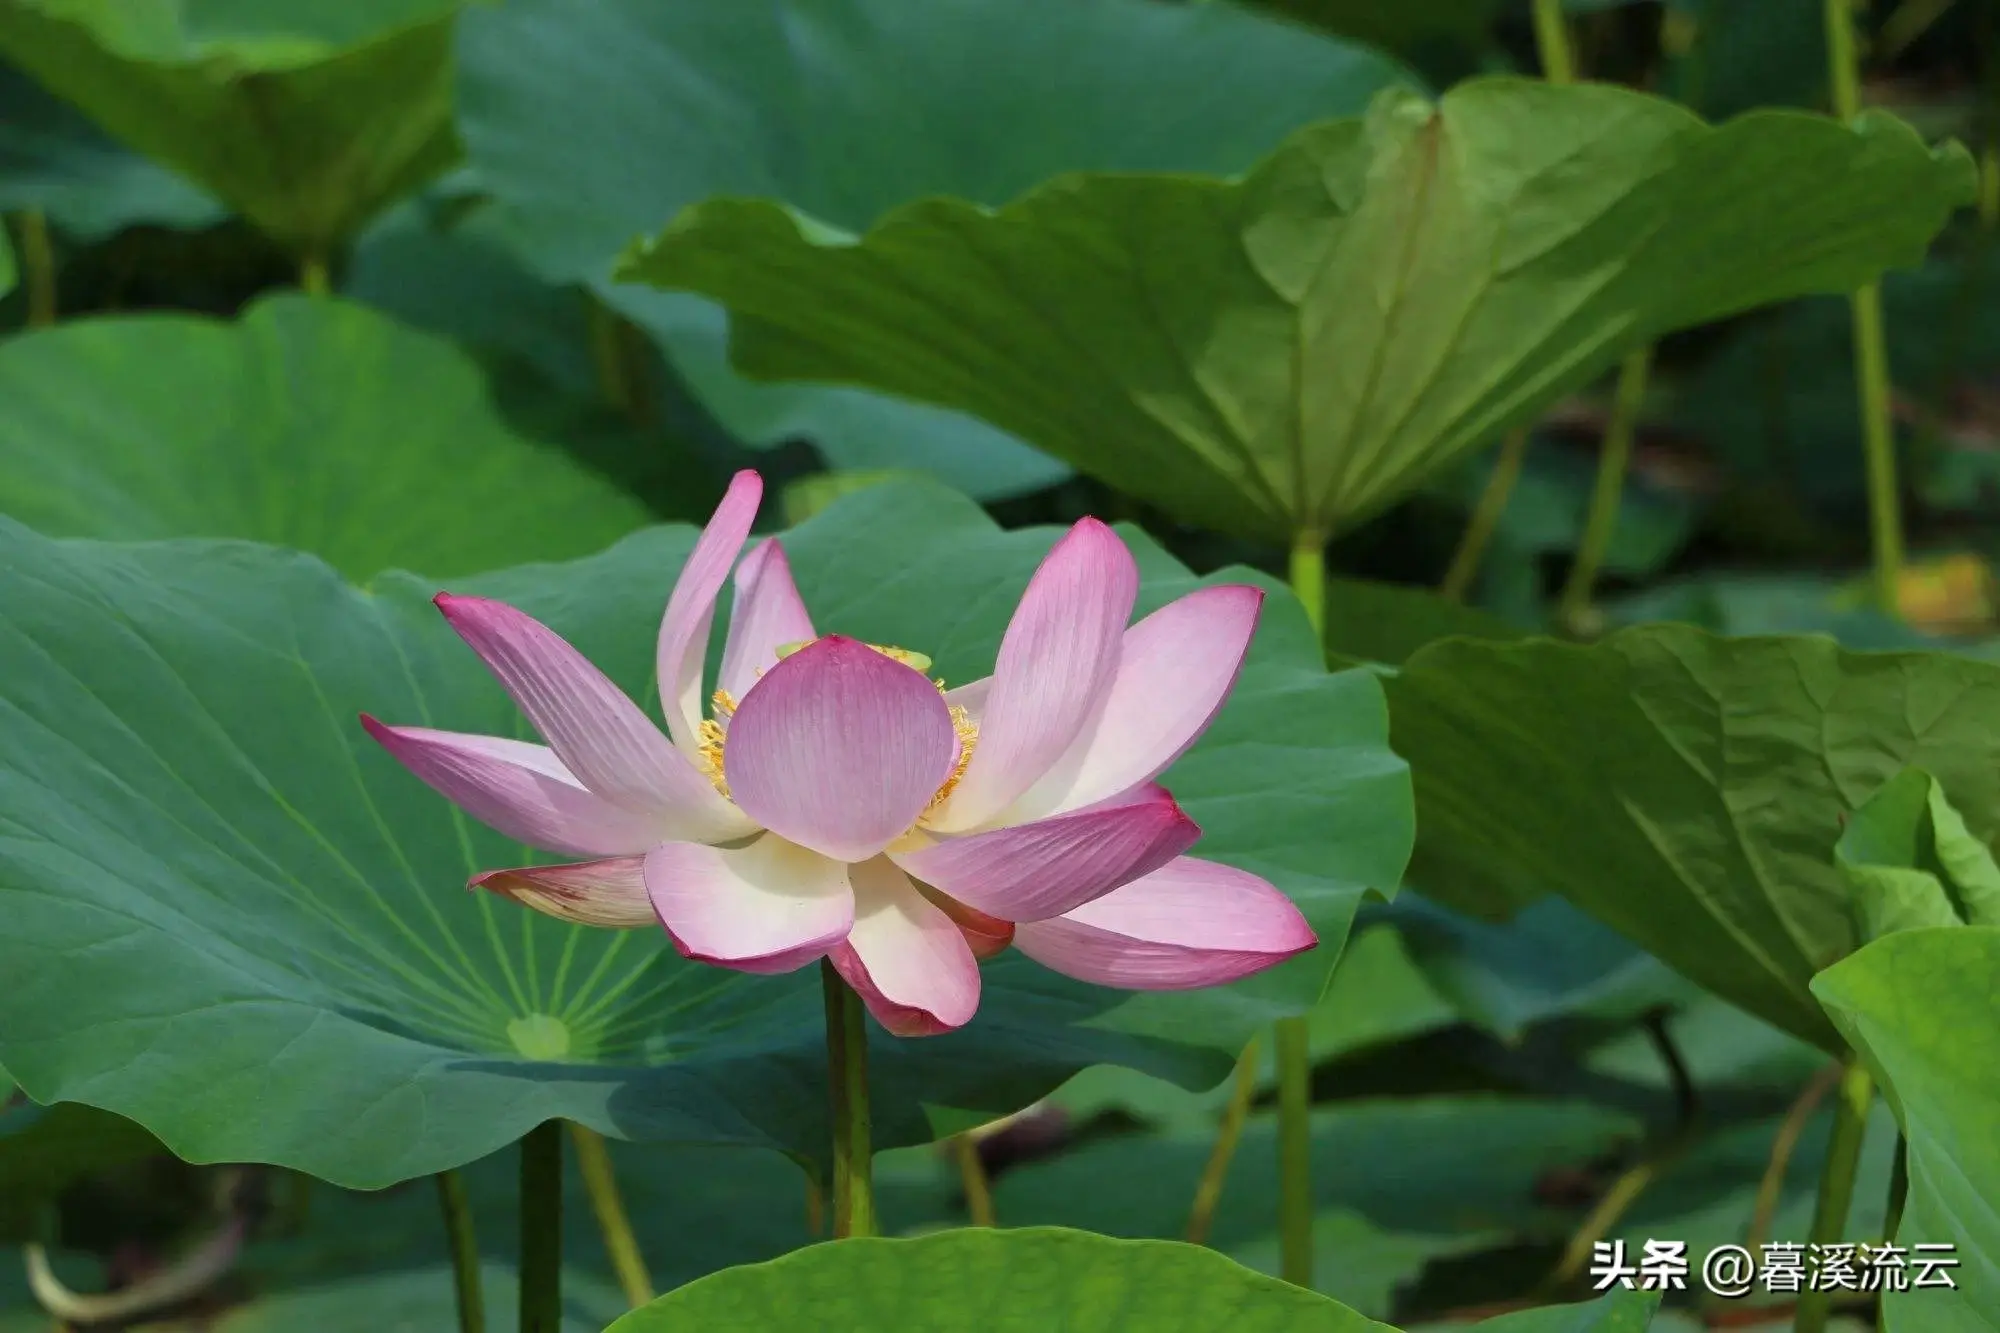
left=929, top=519, right=1137, bottom=831
left=432, top=593, right=752, bottom=843
left=890, top=786, right=1199, bottom=922
left=360, top=718, right=662, bottom=858
left=644, top=836, right=853, bottom=974
left=657, top=470, right=763, bottom=755
left=1012, top=856, right=1314, bottom=990
left=829, top=858, right=980, bottom=1036
left=718, top=539, right=816, bottom=703
left=1014, top=584, right=1263, bottom=821
left=471, top=857, right=654, bottom=928
left=724, top=636, right=957, bottom=863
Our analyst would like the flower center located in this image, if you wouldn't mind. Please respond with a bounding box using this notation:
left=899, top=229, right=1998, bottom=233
left=695, top=639, right=978, bottom=815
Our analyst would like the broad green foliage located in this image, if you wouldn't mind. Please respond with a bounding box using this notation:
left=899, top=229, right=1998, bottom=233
left=454, top=0, right=1408, bottom=498
left=1236, top=0, right=1498, bottom=60
left=0, top=481, right=1409, bottom=1188
left=0, top=293, right=675, bottom=580
left=1836, top=768, right=2000, bottom=941
left=606, top=1227, right=1661, bottom=1331
left=1387, top=623, right=2000, bottom=1049
left=0, top=0, right=461, bottom=251
left=0, top=222, right=13, bottom=298
left=0, top=61, right=220, bottom=238
left=620, top=78, right=1974, bottom=544
left=1814, top=928, right=2000, bottom=1332
left=212, top=1264, right=611, bottom=1332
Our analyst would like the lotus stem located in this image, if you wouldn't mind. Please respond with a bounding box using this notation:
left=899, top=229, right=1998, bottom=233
left=1794, top=1061, right=1874, bottom=1333
left=437, top=1169, right=487, bottom=1333
left=1440, top=428, right=1529, bottom=603
left=518, top=1120, right=564, bottom=1333
left=1825, top=0, right=1906, bottom=615
left=26, top=1216, right=245, bottom=1325
left=1186, top=1036, right=1261, bottom=1245
left=822, top=959, right=877, bottom=1237
left=1531, top=0, right=1577, bottom=85
left=14, top=209, right=55, bottom=327
left=1748, top=1063, right=1844, bottom=1253
left=569, top=1124, right=653, bottom=1306
left=1275, top=530, right=1326, bottom=1288
left=1558, top=347, right=1653, bottom=630
left=1883, top=1130, right=1908, bottom=1242
left=300, top=251, right=331, bottom=297
left=951, top=1134, right=997, bottom=1227
left=587, top=297, right=656, bottom=428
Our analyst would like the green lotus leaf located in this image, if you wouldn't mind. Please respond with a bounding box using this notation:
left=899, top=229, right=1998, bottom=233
left=1813, top=926, right=2000, bottom=1332
left=0, top=0, right=462, bottom=252
left=0, top=479, right=1409, bottom=1188
left=0, top=293, right=687, bottom=581
left=605, top=1226, right=1660, bottom=1332
left=454, top=0, right=1410, bottom=499
left=1836, top=768, right=2000, bottom=941
left=620, top=78, right=1973, bottom=545
left=1387, top=624, right=2000, bottom=1049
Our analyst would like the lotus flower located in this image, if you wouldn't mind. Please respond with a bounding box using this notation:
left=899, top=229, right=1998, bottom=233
left=362, top=471, right=1315, bottom=1035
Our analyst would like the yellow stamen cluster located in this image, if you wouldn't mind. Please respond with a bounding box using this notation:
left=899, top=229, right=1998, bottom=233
left=691, top=641, right=979, bottom=813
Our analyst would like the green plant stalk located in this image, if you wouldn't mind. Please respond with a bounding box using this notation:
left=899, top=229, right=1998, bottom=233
left=1825, top=0, right=1906, bottom=615
left=1882, top=1130, right=1908, bottom=1243
left=569, top=1124, right=653, bottom=1306
left=822, top=959, right=877, bottom=1237
left=1439, top=428, right=1530, bottom=603
left=518, top=1121, right=564, bottom=1333
left=14, top=210, right=55, bottom=327
left=436, top=1169, right=486, bottom=1333
left=1186, top=1036, right=1260, bottom=1245
left=1273, top=532, right=1326, bottom=1288
left=1558, top=346, right=1654, bottom=625
left=951, top=1135, right=997, bottom=1226
left=1531, top=0, right=1577, bottom=84
left=300, top=252, right=331, bottom=297
left=1793, top=1061, right=1874, bottom=1333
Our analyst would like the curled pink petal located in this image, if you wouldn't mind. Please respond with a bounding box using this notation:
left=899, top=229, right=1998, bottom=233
left=471, top=857, right=654, bottom=928
left=718, top=539, right=816, bottom=703
left=829, top=858, right=981, bottom=1036
left=930, top=519, right=1137, bottom=831
left=644, top=836, right=853, bottom=974
left=657, top=470, right=763, bottom=754
left=1011, top=856, right=1315, bottom=990
left=432, top=593, right=751, bottom=843
left=723, top=636, right=957, bottom=863
left=915, top=884, right=1015, bottom=960
left=1017, top=584, right=1263, bottom=821
left=361, top=717, right=664, bottom=858
left=890, top=786, right=1199, bottom=922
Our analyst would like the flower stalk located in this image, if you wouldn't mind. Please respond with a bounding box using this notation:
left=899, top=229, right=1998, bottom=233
left=1557, top=346, right=1654, bottom=629
left=518, top=1120, right=564, bottom=1333
left=437, top=1168, right=486, bottom=1333
left=1794, top=1060, right=1874, bottom=1333
left=823, top=959, right=877, bottom=1238
left=13, top=209, right=55, bottom=327
left=569, top=1124, right=653, bottom=1306
left=1440, top=427, right=1529, bottom=603
left=1186, top=1036, right=1260, bottom=1246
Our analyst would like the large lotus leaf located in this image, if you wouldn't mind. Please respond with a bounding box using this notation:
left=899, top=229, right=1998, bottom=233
left=0, top=59, right=221, bottom=240
left=620, top=78, right=1974, bottom=545
left=607, top=1227, right=1659, bottom=1333
left=1386, top=623, right=2000, bottom=1050
left=455, top=0, right=1410, bottom=500
left=0, top=293, right=684, bottom=581
left=0, top=0, right=462, bottom=251
left=1836, top=768, right=2000, bottom=941
left=0, top=479, right=1410, bottom=1189
left=1813, top=927, right=2000, bottom=1333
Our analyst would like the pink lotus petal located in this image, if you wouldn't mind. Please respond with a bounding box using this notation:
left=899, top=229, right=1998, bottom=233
left=644, top=836, right=853, bottom=974
left=915, top=884, right=1015, bottom=960
left=828, top=858, right=980, bottom=1036
left=1016, top=585, right=1263, bottom=821
left=890, top=786, right=1199, bottom=922
left=718, top=539, right=816, bottom=703
left=930, top=519, right=1137, bottom=831
left=656, top=470, right=763, bottom=754
left=360, top=717, right=663, bottom=858
left=1011, top=856, right=1315, bottom=990
left=432, top=593, right=752, bottom=843
left=471, top=856, right=654, bottom=928
left=723, top=636, right=957, bottom=863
